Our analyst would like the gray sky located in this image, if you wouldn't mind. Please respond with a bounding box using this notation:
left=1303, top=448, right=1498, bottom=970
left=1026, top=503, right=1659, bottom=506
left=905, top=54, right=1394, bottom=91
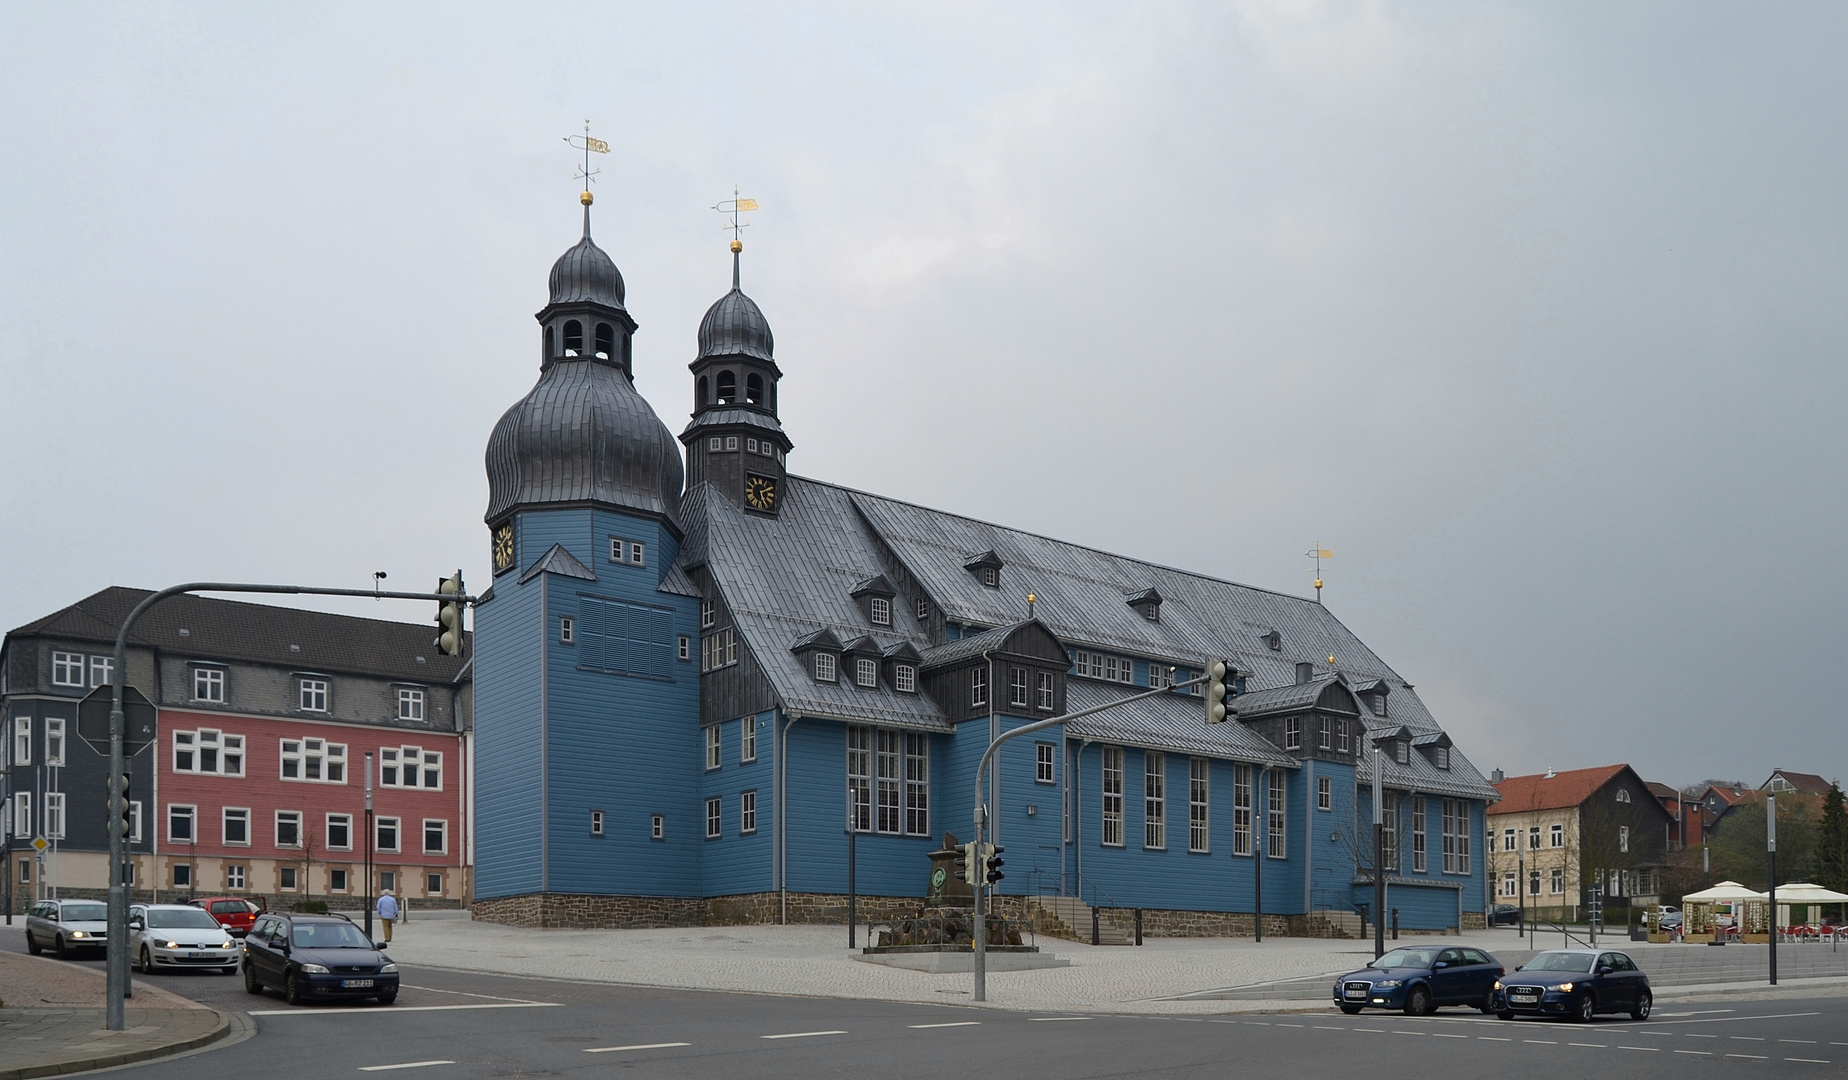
left=3, top=3, right=1843, bottom=791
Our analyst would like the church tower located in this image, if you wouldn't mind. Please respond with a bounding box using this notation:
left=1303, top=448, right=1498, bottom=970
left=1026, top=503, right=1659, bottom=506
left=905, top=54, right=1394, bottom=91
left=681, top=240, right=790, bottom=515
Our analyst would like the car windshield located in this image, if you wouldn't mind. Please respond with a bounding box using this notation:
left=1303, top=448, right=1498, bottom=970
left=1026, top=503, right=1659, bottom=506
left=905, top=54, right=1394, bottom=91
left=148, top=908, right=223, bottom=929
left=1373, top=948, right=1439, bottom=969
left=60, top=903, right=107, bottom=921
left=1527, top=952, right=1594, bottom=972
left=291, top=923, right=373, bottom=949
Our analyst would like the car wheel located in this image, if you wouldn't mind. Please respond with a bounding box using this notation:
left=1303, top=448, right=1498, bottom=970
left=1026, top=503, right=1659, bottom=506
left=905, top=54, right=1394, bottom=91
left=244, top=963, right=264, bottom=996
left=1630, top=990, right=1652, bottom=1021
left=1496, top=1010, right=1515, bottom=1021
left=26, top=930, right=42, bottom=956
left=1479, top=988, right=1496, bottom=1014
left=285, top=971, right=306, bottom=1006
left=137, top=947, right=152, bottom=974
left=375, top=990, right=397, bottom=1006
left=54, top=935, right=67, bottom=960
left=1575, top=993, right=1596, bottom=1023
left=1405, top=985, right=1433, bottom=1017
left=1339, top=1004, right=1363, bottom=1015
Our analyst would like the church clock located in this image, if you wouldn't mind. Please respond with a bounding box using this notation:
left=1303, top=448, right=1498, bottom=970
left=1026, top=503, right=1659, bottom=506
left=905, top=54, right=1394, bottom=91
left=492, top=522, right=515, bottom=574
left=744, top=474, right=779, bottom=513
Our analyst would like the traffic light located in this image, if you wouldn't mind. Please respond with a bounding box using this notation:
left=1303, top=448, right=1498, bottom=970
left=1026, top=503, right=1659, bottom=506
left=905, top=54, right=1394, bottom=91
left=1205, top=661, right=1230, bottom=723
left=959, top=842, right=978, bottom=883
left=981, top=843, right=1005, bottom=887
left=434, top=572, right=465, bottom=657
left=119, top=772, right=133, bottom=840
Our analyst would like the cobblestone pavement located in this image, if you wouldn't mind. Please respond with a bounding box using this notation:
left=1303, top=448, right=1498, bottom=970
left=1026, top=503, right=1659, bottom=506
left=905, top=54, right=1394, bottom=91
left=0, top=945, right=230, bottom=1080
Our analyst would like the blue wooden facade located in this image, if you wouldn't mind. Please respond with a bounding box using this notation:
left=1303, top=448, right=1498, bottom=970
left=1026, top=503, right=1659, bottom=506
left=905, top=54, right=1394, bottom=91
left=470, top=209, right=1497, bottom=932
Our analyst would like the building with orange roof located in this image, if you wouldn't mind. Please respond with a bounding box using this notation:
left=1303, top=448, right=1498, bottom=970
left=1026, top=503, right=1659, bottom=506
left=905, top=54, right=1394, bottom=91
left=1488, top=765, right=1674, bottom=924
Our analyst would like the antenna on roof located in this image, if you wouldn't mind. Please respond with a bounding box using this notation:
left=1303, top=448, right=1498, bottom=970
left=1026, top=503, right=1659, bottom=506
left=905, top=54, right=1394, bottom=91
left=1306, top=544, right=1332, bottom=603
left=713, top=184, right=759, bottom=252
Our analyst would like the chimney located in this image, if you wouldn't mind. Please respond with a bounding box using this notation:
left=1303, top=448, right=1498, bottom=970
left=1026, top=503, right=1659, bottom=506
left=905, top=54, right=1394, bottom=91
left=1544, top=767, right=1557, bottom=779
left=1491, top=768, right=1505, bottom=784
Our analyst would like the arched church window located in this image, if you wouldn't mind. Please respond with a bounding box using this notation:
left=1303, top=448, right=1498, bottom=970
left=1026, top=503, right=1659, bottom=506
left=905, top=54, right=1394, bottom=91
left=563, top=320, right=583, bottom=356
left=746, top=373, right=764, bottom=405
left=716, top=371, right=737, bottom=404
left=544, top=326, right=554, bottom=358
left=697, top=376, right=710, bottom=409
left=594, top=323, right=614, bottom=359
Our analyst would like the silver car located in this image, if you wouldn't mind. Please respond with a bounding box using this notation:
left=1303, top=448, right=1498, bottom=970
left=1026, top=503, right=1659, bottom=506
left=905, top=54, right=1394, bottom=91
left=129, top=903, right=241, bottom=975
left=25, top=898, right=109, bottom=959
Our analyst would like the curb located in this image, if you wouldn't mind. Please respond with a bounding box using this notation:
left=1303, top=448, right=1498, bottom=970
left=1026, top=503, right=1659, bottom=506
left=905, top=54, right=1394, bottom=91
left=0, top=1009, right=232, bottom=1080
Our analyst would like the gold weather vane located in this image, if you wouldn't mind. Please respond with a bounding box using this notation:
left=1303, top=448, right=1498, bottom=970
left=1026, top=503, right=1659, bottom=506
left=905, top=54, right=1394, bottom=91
left=564, top=120, right=610, bottom=206
left=713, top=184, right=759, bottom=253
left=1306, top=544, right=1332, bottom=603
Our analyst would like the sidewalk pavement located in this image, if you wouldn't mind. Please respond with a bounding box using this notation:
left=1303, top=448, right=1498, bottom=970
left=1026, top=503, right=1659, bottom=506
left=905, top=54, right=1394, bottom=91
left=0, top=936, right=232, bottom=1080
left=378, top=917, right=1848, bottom=1015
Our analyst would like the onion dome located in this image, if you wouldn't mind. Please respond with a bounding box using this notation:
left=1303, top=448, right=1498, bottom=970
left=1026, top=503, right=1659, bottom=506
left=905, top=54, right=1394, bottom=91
left=548, top=209, right=627, bottom=309
left=696, top=252, right=774, bottom=362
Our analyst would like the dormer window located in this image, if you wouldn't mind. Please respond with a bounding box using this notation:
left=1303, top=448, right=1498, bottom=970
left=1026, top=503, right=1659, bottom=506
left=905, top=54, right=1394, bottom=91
left=870, top=597, right=891, bottom=626
left=855, top=657, right=878, bottom=688
left=982, top=567, right=999, bottom=587
left=1264, top=630, right=1282, bottom=651
left=1394, top=740, right=1409, bottom=765
left=1126, top=588, right=1162, bottom=623
left=964, top=550, right=1005, bottom=588
left=850, top=575, right=898, bottom=627
left=1434, top=746, right=1451, bottom=770
left=915, top=597, right=929, bottom=621
left=814, top=652, right=838, bottom=683
left=1373, top=692, right=1388, bottom=717
left=1295, top=662, right=1313, bottom=684
left=894, top=663, right=917, bottom=693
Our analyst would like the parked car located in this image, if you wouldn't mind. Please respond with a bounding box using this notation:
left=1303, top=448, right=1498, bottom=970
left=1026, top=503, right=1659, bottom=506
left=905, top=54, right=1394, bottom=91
left=129, top=904, right=241, bottom=975
left=24, top=899, right=110, bottom=959
left=1489, top=904, right=1522, bottom=926
left=242, top=912, right=398, bottom=1006
left=1492, top=948, right=1652, bottom=1022
left=1656, top=907, right=1683, bottom=932
left=1333, top=945, right=1506, bottom=1015
left=189, top=896, right=265, bottom=937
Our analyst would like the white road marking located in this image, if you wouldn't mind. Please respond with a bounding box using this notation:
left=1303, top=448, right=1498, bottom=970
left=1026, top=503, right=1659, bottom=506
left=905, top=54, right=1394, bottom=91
left=1031, top=1017, right=1092, bottom=1022
left=1787, top=1059, right=1832, bottom=1065
left=1732, top=1036, right=1766, bottom=1041
left=1524, top=1039, right=1557, bottom=1045
left=1313, top=1026, right=1346, bottom=1031
left=760, top=1031, right=847, bottom=1040
left=1568, top=1043, right=1607, bottom=1048
left=399, top=984, right=546, bottom=1004
left=1656, top=1011, right=1821, bottom=1026
left=1727, top=1054, right=1770, bottom=1060
left=251, top=1002, right=563, bottom=1016
left=1275, top=1023, right=1303, bottom=1028
left=1354, top=1028, right=1385, bottom=1033
left=358, top=1063, right=454, bottom=1073
left=1431, top=1033, right=1467, bottom=1039
left=1393, top=1031, right=1425, bottom=1037
left=583, top=1043, right=690, bottom=1054
left=909, top=1022, right=982, bottom=1029
left=1618, top=1046, right=1658, bottom=1052
left=1782, top=1039, right=1818, bottom=1044
left=1674, top=1050, right=1712, bottom=1056
left=1478, top=1037, right=1511, bottom=1042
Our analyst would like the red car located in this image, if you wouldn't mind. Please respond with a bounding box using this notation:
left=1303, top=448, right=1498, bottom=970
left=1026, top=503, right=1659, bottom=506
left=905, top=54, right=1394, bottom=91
left=189, top=896, right=266, bottom=937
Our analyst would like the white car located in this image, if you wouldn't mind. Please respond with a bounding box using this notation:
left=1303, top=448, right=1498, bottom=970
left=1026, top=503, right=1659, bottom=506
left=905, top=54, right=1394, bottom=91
left=129, top=903, right=241, bottom=975
left=25, top=898, right=109, bottom=959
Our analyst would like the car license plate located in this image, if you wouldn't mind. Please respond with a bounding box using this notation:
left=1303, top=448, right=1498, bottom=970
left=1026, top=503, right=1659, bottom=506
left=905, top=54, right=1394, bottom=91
left=342, top=979, right=375, bottom=989
left=187, top=951, right=209, bottom=959
left=1510, top=991, right=1538, bottom=1003
left=1344, top=988, right=1368, bottom=999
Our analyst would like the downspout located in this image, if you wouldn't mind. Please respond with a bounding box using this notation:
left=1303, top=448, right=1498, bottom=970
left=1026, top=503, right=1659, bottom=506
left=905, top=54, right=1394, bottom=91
left=1076, top=738, right=1090, bottom=898
left=1303, top=757, right=1314, bottom=913
left=539, top=573, right=550, bottom=894
left=983, top=650, right=996, bottom=848
left=778, top=712, right=800, bottom=924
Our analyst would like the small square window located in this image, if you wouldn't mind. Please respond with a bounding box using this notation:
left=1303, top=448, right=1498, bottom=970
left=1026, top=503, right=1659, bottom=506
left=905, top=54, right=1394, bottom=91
left=172, top=864, right=191, bottom=888
left=869, top=597, right=891, bottom=626
left=747, top=438, right=759, bottom=453
left=280, top=866, right=299, bottom=890
left=560, top=617, right=575, bottom=644
left=725, top=436, right=739, bottom=451
left=708, top=437, right=721, bottom=451
left=330, top=868, right=349, bottom=891
left=299, top=679, right=328, bottom=712
left=590, top=809, right=605, bottom=836
left=192, top=667, right=225, bottom=702
left=915, top=597, right=929, bottom=621
left=678, top=635, right=691, bottom=661
left=397, top=688, right=425, bottom=721
left=630, top=542, right=645, bottom=566
left=856, top=657, right=878, bottom=688
left=815, top=652, right=838, bottom=683
left=981, top=567, right=999, bottom=588
left=427, top=872, right=443, bottom=895
left=651, top=814, right=665, bottom=840
left=226, top=865, right=246, bottom=890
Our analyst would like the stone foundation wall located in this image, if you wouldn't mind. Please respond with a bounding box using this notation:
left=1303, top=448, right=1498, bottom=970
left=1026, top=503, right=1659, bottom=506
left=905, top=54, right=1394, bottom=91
left=471, top=892, right=704, bottom=929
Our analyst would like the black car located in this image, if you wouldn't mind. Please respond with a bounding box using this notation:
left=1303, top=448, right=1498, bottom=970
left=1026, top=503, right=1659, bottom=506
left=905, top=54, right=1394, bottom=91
left=242, top=913, right=399, bottom=1006
left=1489, top=904, right=1522, bottom=926
left=1493, top=948, right=1652, bottom=1022
left=1333, top=945, right=1506, bottom=1015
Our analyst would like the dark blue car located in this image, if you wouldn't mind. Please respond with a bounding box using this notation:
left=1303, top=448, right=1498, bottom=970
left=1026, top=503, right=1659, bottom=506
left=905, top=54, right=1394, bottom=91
left=1333, top=945, right=1506, bottom=1015
left=242, top=913, right=399, bottom=1006
left=1492, top=948, right=1652, bottom=1022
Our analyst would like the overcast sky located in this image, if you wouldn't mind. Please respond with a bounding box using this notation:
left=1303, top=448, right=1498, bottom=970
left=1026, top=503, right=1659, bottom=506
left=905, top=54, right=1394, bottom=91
left=3, top=2, right=1843, bottom=791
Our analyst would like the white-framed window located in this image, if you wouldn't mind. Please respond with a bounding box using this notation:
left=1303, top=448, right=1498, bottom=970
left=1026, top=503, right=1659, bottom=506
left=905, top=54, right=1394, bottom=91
left=51, top=651, right=85, bottom=687
left=1148, top=664, right=1172, bottom=690
left=875, top=729, right=901, bottom=834
left=915, top=596, right=929, bottom=621
left=700, top=598, right=716, bottom=629
left=172, top=864, right=191, bottom=888
left=708, top=437, right=721, bottom=452
left=89, top=655, right=113, bottom=688
left=44, top=792, right=65, bottom=840
left=192, top=667, right=225, bottom=702
left=610, top=536, right=625, bottom=563
left=329, top=868, right=348, bottom=891
left=741, top=790, right=758, bottom=834
left=701, top=628, right=737, bottom=671
left=327, top=813, right=352, bottom=850
left=590, top=810, right=605, bottom=836
left=678, top=635, right=691, bottom=661
left=1267, top=770, right=1287, bottom=858
left=651, top=814, right=664, bottom=840
left=1614, top=786, right=1629, bottom=803
left=1501, top=871, right=1518, bottom=897
left=870, top=597, right=891, bottom=626
left=1529, top=826, right=1541, bottom=850
left=225, top=865, right=246, bottom=890
left=1010, top=667, right=1029, bottom=707
left=904, top=733, right=929, bottom=835
left=172, top=729, right=245, bottom=776
left=1530, top=868, right=1542, bottom=895
left=1036, top=671, right=1054, bottom=710
left=847, top=726, right=872, bottom=833
left=1412, top=795, right=1427, bottom=873
left=1143, top=752, right=1165, bottom=850
left=298, top=678, right=329, bottom=712
left=740, top=718, right=757, bottom=763
left=12, top=717, right=28, bottom=766
left=1101, top=746, right=1125, bottom=847
left=747, top=437, right=759, bottom=453
left=44, top=718, right=64, bottom=767
left=424, top=819, right=448, bottom=855
left=970, top=666, right=987, bottom=707
left=380, top=746, right=442, bottom=789
left=706, top=797, right=722, bottom=839
left=1434, top=746, right=1451, bottom=770
left=705, top=725, right=722, bottom=770
left=376, top=816, right=400, bottom=853
left=1382, top=801, right=1398, bottom=869
left=1318, top=717, right=1332, bottom=750
left=128, top=800, right=142, bottom=843
left=9, top=793, right=29, bottom=839
left=856, top=657, right=878, bottom=688
left=1284, top=716, right=1301, bottom=750
left=1394, top=740, right=1409, bottom=765
left=280, top=738, right=346, bottom=783
left=725, top=435, right=739, bottom=451
left=167, top=803, right=195, bottom=843
left=1233, top=764, right=1252, bottom=855
left=895, top=663, right=917, bottom=694
left=223, top=807, right=250, bottom=845
left=814, top=652, right=838, bottom=683
left=629, top=542, right=646, bottom=567
left=1336, top=720, right=1350, bottom=754
left=276, top=810, right=302, bottom=848
left=1619, top=825, right=1629, bottom=853
left=1441, top=798, right=1470, bottom=874
left=1502, top=827, right=1516, bottom=852
left=1550, top=867, right=1565, bottom=894
left=280, top=866, right=299, bottom=891
left=398, top=688, right=426, bottom=721
left=1072, top=650, right=1133, bottom=684
left=1550, top=822, right=1564, bottom=848
left=981, top=566, right=999, bottom=588
left=1035, top=742, right=1056, bottom=784
left=1317, top=775, right=1332, bottom=811
left=1188, top=758, right=1209, bottom=853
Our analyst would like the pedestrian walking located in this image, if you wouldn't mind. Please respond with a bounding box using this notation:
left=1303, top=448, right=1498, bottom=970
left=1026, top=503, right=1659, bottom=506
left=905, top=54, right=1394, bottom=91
left=377, top=888, right=399, bottom=943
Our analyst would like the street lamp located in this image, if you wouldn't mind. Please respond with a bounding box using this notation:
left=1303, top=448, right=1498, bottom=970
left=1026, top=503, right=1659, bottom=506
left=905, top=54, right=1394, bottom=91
left=364, top=752, right=375, bottom=941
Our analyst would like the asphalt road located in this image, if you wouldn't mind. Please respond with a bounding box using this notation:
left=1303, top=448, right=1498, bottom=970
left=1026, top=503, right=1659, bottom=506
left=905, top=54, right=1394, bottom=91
left=6, top=928, right=1847, bottom=1078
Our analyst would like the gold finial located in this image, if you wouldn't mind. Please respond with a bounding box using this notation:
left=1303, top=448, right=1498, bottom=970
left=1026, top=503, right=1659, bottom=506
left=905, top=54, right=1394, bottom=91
left=1027, top=592, right=1036, bottom=604
left=564, top=120, right=610, bottom=208
left=1328, top=654, right=1337, bottom=665
left=581, top=190, right=594, bottom=206
left=730, top=238, right=743, bottom=254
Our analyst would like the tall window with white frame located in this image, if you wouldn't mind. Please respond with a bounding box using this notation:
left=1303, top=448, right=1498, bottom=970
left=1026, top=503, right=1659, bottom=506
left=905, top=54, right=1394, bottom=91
left=44, top=719, right=63, bottom=767
left=44, top=792, right=64, bottom=840
left=741, top=790, right=757, bottom=834
left=1143, top=752, right=1165, bottom=850
left=1267, top=770, right=1286, bottom=858
left=1036, top=671, right=1053, bottom=710
left=870, top=597, right=891, bottom=627
left=1317, top=775, right=1332, bottom=811
left=876, top=729, right=901, bottom=834
left=1441, top=798, right=1470, bottom=874
left=168, top=804, right=195, bottom=844
left=12, top=717, right=28, bottom=766
left=298, top=678, right=328, bottom=712
left=846, top=727, right=872, bottom=832
left=1035, top=742, right=1055, bottom=785
left=223, top=808, right=250, bottom=845
left=1381, top=800, right=1398, bottom=870
left=424, top=819, right=447, bottom=855
left=1009, top=667, right=1028, bottom=708
left=814, top=651, right=837, bottom=683
left=740, top=717, right=756, bottom=763
left=1232, top=764, right=1252, bottom=856
left=1101, top=746, right=1124, bottom=847
left=970, top=666, right=987, bottom=707
left=1188, top=758, right=1209, bottom=853
left=904, top=734, right=929, bottom=836
left=1411, top=795, right=1427, bottom=873
left=895, top=663, right=917, bottom=694
left=1284, top=716, right=1301, bottom=750
left=705, top=725, right=721, bottom=770
left=856, top=657, right=878, bottom=688
left=705, top=797, right=722, bottom=839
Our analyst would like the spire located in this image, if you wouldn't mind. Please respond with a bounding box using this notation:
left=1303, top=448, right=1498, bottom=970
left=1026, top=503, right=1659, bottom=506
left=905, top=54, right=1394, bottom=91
left=566, top=120, right=608, bottom=242
left=731, top=240, right=742, bottom=290
left=582, top=193, right=593, bottom=238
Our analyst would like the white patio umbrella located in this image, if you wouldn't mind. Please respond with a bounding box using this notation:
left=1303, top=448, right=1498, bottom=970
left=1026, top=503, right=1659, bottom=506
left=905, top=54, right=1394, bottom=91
left=1769, top=883, right=1848, bottom=903
left=1681, top=881, right=1768, bottom=903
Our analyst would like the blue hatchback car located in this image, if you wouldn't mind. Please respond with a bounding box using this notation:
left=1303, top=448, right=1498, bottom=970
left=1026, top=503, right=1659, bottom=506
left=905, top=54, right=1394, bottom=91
left=1492, top=948, right=1652, bottom=1022
left=1333, top=945, right=1506, bottom=1015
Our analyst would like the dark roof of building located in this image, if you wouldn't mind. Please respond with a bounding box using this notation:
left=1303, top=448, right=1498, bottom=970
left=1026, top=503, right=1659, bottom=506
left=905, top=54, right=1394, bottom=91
left=521, top=543, right=596, bottom=583
left=547, top=211, right=626, bottom=309
left=6, top=586, right=469, bottom=684
left=696, top=254, right=774, bottom=363
left=1764, top=770, right=1835, bottom=796
left=1065, top=680, right=1296, bottom=765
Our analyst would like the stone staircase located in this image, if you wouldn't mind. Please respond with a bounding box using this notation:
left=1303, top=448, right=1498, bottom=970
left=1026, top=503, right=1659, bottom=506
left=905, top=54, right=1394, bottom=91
left=1028, top=895, right=1135, bottom=945
left=1304, top=909, right=1364, bottom=939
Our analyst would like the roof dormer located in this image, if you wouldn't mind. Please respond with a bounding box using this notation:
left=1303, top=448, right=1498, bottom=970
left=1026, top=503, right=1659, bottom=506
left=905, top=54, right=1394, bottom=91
left=1125, top=587, right=1162, bottom=623
left=849, top=574, right=899, bottom=627
left=963, top=550, right=1005, bottom=589
left=790, top=627, right=844, bottom=685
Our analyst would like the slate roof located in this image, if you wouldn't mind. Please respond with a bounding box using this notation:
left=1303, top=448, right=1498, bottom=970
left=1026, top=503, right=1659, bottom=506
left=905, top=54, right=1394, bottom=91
left=521, top=543, right=596, bottom=583
left=1355, top=710, right=1499, bottom=801
left=1064, top=681, right=1297, bottom=766
left=1764, top=770, right=1835, bottom=796
left=6, top=586, right=470, bottom=684
left=1232, top=676, right=1352, bottom=720
left=1489, top=765, right=1631, bottom=815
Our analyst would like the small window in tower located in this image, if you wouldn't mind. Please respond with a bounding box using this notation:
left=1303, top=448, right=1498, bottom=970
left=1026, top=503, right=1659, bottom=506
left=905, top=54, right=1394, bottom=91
left=747, top=438, right=759, bottom=453
left=746, top=373, right=764, bottom=404
left=698, top=377, right=710, bottom=408
left=709, top=437, right=721, bottom=452
left=725, top=436, right=739, bottom=451
left=563, top=320, right=583, bottom=356
left=717, top=370, right=737, bottom=403
left=594, top=323, right=614, bottom=359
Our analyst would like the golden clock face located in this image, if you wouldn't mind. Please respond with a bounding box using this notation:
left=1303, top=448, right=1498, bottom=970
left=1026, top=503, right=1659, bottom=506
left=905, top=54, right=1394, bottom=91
left=493, top=523, right=515, bottom=571
left=744, top=474, right=778, bottom=512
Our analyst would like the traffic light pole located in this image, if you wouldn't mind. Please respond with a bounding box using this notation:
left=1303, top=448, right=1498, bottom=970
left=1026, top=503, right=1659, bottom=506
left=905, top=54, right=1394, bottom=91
left=101, top=580, right=477, bottom=1030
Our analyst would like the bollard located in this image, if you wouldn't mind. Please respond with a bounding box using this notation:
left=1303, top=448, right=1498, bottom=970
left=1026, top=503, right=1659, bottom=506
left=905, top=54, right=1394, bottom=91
left=1391, top=908, right=1399, bottom=941
left=1092, top=907, right=1100, bottom=946
left=1135, top=908, right=1143, bottom=946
